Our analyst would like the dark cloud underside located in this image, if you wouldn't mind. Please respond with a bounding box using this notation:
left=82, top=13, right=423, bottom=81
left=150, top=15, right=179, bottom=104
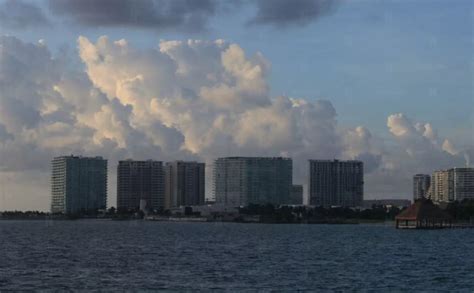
left=48, top=0, right=218, bottom=32
left=0, top=0, right=49, bottom=29
left=0, top=0, right=340, bottom=32
left=250, top=0, right=338, bottom=27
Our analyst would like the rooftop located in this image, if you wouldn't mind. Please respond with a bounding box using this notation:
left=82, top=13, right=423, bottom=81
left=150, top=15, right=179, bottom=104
left=395, top=198, right=451, bottom=221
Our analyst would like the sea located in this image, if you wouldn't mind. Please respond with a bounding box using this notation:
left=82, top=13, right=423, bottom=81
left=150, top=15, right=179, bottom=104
left=0, top=220, right=473, bottom=291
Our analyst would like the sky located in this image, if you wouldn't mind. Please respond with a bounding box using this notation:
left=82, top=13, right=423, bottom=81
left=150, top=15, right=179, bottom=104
left=0, top=0, right=472, bottom=211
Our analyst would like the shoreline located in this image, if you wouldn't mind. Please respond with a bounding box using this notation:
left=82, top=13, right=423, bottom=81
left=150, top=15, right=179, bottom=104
left=0, top=216, right=390, bottom=225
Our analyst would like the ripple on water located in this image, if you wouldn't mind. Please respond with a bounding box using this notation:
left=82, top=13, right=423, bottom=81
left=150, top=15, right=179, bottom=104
left=0, top=221, right=473, bottom=291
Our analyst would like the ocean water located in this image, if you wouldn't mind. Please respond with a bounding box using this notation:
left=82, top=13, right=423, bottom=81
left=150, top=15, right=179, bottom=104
left=0, top=220, right=473, bottom=291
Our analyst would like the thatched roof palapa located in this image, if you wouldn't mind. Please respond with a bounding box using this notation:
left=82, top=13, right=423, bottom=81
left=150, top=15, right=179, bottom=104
left=395, top=198, right=451, bottom=221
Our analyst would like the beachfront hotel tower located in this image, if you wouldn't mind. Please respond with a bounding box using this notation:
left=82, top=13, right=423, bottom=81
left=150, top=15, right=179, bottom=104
left=51, top=155, right=108, bottom=214
left=309, top=160, right=364, bottom=207
left=164, top=161, right=205, bottom=209
left=117, top=160, right=165, bottom=211
left=431, top=167, right=474, bottom=203
left=213, top=157, right=292, bottom=207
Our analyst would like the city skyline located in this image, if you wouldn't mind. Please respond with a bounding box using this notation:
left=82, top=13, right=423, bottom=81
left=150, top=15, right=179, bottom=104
left=0, top=0, right=472, bottom=211
left=46, top=153, right=472, bottom=213
left=47, top=153, right=473, bottom=213
left=0, top=1, right=472, bottom=292
left=50, top=155, right=357, bottom=211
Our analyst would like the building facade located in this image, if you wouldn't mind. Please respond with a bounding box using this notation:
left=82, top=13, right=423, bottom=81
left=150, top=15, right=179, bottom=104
left=452, top=168, right=474, bottom=201
left=117, top=160, right=165, bottom=211
left=431, top=170, right=451, bottom=202
left=51, top=155, right=107, bottom=214
left=309, top=160, right=364, bottom=207
left=431, top=168, right=474, bottom=202
left=213, top=157, right=292, bottom=206
left=289, top=185, right=304, bottom=205
left=164, top=161, right=205, bottom=209
left=413, top=174, right=431, bottom=201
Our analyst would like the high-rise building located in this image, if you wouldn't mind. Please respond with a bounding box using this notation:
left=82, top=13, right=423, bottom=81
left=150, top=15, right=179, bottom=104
left=432, top=168, right=474, bottom=202
left=452, top=168, right=474, bottom=201
left=309, top=160, right=364, bottom=207
left=51, top=155, right=107, bottom=214
left=164, top=161, right=205, bottom=209
left=213, top=157, right=292, bottom=206
left=289, top=185, right=303, bottom=205
left=413, top=174, right=431, bottom=201
left=431, top=170, right=451, bottom=202
left=117, top=160, right=165, bottom=211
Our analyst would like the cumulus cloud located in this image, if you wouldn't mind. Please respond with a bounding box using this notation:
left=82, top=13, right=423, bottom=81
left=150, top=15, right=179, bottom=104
left=0, top=35, right=470, bottom=210
left=0, top=0, right=49, bottom=29
left=342, top=126, right=383, bottom=173
left=379, top=113, right=470, bottom=188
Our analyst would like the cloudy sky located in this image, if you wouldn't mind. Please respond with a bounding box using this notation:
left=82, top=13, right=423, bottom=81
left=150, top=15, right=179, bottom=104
left=0, top=0, right=472, bottom=211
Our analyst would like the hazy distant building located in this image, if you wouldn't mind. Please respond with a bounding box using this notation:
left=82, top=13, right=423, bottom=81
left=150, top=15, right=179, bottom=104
left=117, top=160, right=165, bottom=211
left=432, top=168, right=474, bottom=202
left=164, top=161, right=205, bottom=209
left=51, top=155, right=107, bottom=214
left=309, top=160, right=364, bottom=207
left=213, top=157, right=292, bottom=206
left=289, top=185, right=303, bottom=205
left=413, top=174, right=431, bottom=200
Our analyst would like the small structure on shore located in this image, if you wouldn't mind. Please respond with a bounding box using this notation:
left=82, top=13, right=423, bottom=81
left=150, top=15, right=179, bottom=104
left=395, top=198, right=452, bottom=229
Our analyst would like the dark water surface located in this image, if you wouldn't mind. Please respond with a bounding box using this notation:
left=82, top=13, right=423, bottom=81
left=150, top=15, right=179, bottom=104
left=0, top=220, right=473, bottom=291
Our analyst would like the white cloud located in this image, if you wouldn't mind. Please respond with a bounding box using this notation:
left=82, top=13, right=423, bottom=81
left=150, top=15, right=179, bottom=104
left=0, top=35, right=470, bottom=210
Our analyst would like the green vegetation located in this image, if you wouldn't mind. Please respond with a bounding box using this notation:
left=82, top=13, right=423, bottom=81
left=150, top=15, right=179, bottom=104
left=3, top=200, right=474, bottom=224
left=445, top=200, right=474, bottom=221
left=238, top=204, right=402, bottom=224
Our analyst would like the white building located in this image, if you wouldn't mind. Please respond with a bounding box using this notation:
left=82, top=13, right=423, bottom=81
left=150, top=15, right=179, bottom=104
left=431, top=168, right=474, bottom=202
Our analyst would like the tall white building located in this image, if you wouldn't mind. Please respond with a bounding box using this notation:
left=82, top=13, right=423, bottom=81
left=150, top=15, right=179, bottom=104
left=431, top=170, right=451, bottom=202
left=431, top=167, right=474, bottom=202
left=309, top=160, right=364, bottom=207
left=213, top=157, right=292, bottom=206
left=413, top=174, right=431, bottom=201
